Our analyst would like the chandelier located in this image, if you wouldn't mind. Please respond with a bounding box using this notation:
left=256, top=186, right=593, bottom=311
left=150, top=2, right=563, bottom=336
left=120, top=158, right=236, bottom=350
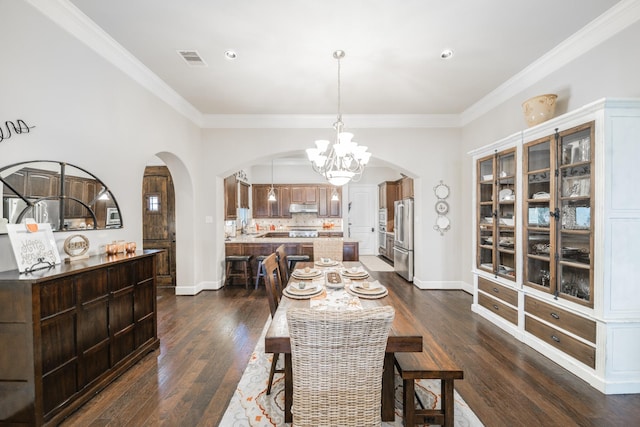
left=306, top=50, right=371, bottom=186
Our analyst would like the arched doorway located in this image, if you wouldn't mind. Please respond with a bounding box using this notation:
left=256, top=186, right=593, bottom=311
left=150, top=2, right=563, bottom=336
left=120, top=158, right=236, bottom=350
left=142, top=165, right=176, bottom=287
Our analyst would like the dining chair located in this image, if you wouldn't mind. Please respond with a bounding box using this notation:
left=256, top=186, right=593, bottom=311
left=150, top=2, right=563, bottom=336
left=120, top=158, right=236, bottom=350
left=312, top=238, right=343, bottom=262
left=286, top=306, right=395, bottom=427
left=275, top=244, right=290, bottom=284
left=262, top=252, right=284, bottom=394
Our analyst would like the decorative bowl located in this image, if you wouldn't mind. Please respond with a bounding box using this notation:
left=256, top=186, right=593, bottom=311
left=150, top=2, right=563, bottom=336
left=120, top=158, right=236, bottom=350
left=522, top=94, right=558, bottom=127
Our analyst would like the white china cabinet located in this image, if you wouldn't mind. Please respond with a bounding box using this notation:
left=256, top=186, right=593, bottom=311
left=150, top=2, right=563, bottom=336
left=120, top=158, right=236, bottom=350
left=470, top=98, right=640, bottom=394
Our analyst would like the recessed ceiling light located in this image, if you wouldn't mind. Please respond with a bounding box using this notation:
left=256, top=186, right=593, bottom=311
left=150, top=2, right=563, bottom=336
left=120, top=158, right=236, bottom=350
left=225, top=50, right=237, bottom=60
left=440, top=49, right=454, bottom=59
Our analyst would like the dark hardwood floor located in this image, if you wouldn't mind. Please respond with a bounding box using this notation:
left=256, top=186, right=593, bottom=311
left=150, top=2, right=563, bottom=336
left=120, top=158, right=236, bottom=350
left=60, top=271, right=640, bottom=426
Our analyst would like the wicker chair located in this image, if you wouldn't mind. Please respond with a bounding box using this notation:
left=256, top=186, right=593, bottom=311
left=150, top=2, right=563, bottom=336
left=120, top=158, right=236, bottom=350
left=286, top=306, right=395, bottom=427
left=262, top=253, right=284, bottom=394
left=312, top=238, right=343, bottom=262
left=275, top=244, right=290, bottom=284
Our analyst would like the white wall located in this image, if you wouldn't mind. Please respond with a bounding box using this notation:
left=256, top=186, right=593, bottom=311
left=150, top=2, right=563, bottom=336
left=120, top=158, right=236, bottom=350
left=0, top=2, right=203, bottom=293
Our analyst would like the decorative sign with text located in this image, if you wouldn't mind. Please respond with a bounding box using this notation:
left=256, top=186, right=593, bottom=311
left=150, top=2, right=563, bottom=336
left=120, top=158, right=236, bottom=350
left=0, top=119, right=35, bottom=144
left=6, top=223, right=61, bottom=272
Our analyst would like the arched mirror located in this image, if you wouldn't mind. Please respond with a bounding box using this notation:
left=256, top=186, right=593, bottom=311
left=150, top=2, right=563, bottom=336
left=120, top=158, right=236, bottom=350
left=0, top=161, right=122, bottom=233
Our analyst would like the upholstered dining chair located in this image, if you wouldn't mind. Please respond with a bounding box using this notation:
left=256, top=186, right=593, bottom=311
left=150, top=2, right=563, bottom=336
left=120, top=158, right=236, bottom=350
left=262, top=252, right=284, bottom=394
left=286, top=306, right=395, bottom=427
left=275, top=244, right=290, bottom=284
left=312, top=238, right=343, bottom=262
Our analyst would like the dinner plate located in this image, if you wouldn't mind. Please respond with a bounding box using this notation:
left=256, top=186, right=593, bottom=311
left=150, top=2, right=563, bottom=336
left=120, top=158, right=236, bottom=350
left=342, top=268, right=369, bottom=278
left=283, top=285, right=324, bottom=299
left=349, top=282, right=386, bottom=295
left=347, top=283, right=388, bottom=299
left=291, top=269, right=323, bottom=279
left=315, top=260, right=340, bottom=267
left=286, top=283, right=320, bottom=295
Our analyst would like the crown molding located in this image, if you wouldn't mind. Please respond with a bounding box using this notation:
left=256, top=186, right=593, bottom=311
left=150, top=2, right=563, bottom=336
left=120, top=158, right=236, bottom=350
left=200, top=113, right=461, bottom=129
left=29, top=0, right=640, bottom=130
left=26, top=0, right=204, bottom=127
left=460, top=0, right=640, bottom=126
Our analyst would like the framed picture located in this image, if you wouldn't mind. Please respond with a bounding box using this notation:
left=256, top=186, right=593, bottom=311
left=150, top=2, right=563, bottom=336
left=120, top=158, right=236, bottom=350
left=528, top=207, right=550, bottom=226
left=6, top=223, right=61, bottom=272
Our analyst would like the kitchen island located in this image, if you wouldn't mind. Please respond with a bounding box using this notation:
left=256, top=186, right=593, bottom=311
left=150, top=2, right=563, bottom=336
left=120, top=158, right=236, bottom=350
left=225, top=232, right=359, bottom=284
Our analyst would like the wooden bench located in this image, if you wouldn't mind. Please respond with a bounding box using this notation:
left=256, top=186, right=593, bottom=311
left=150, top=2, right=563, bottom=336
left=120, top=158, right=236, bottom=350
left=394, top=346, right=464, bottom=427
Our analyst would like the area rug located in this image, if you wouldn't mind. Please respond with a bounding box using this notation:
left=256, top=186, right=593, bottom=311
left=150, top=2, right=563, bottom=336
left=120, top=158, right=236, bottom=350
left=220, top=320, right=483, bottom=427
left=360, top=255, right=395, bottom=272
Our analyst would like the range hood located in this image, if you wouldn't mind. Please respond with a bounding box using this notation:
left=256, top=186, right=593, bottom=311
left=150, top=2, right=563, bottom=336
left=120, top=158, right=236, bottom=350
left=289, top=203, right=318, bottom=213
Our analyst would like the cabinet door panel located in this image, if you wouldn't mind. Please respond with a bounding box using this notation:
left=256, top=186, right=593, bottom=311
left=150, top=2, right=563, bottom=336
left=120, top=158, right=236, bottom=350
left=42, top=362, right=78, bottom=415
left=110, top=290, right=134, bottom=333
left=40, top=278, right=75, bottom=319
left=77, top=270, right=108, bottom=303
left=41, top=313, right=77, bottom=374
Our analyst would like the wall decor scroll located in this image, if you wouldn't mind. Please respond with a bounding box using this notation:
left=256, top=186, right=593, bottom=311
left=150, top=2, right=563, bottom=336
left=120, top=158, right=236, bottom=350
left=433, top=180, right=451, bottom=236
left=0, top=119, right=35, bottom=143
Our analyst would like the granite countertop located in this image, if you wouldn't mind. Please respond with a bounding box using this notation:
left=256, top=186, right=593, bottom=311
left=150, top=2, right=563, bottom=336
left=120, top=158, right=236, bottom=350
left=226, top=231, right=357, bottom=244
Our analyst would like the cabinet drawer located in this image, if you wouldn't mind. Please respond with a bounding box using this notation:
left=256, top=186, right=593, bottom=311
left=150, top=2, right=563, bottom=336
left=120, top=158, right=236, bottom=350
left=478, top=292, right=518, bottom=325
left=525, top=296, right=596, bottom=344
left=525, top=315, right=595, bottom=368
left=478, top=277, right=518, bottom=306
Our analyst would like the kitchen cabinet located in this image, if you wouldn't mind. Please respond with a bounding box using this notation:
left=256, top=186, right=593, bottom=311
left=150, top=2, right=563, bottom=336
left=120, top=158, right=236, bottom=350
left=291, top=186, right=317, bottom=204
left=224, top=175, right=250, bottom=219
left=378, top=181, right=398, bottom=231
left=253, top=184, right=339, bottom=219
left=476, top=147, right=517, bottom=282
left=224, top=175, right=237, bottom=219
left=470, top=98, right=640, bottom=394
left=64, top=176, right=96, bottom=219
left=239, top=182, right=250, bottom=209
left=252, top=184, right=291, bottom=218
left=318, top=186, right=342, bottom=218
left=2, top=167, right=60, bottom=198
left=398, top=176, right=414, bottom=199
left=0, top=251, right=159, bottom=426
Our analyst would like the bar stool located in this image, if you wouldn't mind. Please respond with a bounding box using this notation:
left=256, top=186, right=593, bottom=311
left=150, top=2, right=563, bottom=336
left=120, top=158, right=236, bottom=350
left=225, top=255, right=252, bottom=288
left=255, top=255, right=268, bottom=289
left=287, top=254, right=310, bottom=272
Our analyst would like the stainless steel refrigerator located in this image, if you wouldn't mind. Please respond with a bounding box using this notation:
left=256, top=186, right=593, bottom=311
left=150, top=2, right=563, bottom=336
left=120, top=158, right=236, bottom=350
left=393, top=198, right=414, bottom=281
left=3, top=197, right=61, bottom=230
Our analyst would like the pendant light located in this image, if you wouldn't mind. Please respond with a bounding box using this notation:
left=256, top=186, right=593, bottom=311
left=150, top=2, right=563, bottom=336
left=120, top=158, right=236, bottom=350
left=268, top=159, right=276, bottom=202
left=306, top=50, right=371, bottom=186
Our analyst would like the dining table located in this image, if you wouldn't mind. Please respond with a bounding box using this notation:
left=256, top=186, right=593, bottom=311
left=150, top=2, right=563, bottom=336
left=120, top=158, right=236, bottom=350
left=264, top=261, right=423, bottom=423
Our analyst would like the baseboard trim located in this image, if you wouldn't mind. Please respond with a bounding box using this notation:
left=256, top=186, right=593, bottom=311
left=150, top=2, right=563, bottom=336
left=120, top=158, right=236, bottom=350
left=413, top=278, right=473, bottom=294
left=174, top=280, right=223, bottom=295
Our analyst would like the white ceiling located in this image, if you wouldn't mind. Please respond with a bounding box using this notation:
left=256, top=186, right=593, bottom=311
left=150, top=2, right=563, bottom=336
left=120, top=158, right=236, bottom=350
left=63, top=0, right=627, bottom=123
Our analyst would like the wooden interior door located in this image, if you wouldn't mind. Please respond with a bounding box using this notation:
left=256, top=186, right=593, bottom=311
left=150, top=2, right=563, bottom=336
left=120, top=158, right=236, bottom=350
left=143, top=166, right=176, bottom=286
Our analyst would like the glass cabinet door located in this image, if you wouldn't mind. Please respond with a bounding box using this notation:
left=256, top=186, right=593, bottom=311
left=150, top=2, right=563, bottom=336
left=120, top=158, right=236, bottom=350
left=522, top=122, right=594, bottom=307
left=524, top=138, right=553, bottom=291
left=477, top=156, right=495, bottom=274
left=557, top=124, right=594, bottom=305
left=496, top=150, right=516, bottom=280
left=476, top=148, right=517, bottom=282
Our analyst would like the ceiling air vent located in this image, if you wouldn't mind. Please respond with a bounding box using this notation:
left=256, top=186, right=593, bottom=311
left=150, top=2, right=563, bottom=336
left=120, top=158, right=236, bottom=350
left=177, top=50, right=207, bottom=67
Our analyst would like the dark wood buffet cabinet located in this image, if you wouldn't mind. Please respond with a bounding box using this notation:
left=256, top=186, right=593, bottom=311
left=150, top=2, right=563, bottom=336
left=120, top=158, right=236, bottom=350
left=0, top=251, right=160, bottom=426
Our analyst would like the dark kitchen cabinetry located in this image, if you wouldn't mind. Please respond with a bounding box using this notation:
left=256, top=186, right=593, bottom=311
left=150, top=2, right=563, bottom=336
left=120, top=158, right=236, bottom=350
left=64, top=176, right=97, bottom=219
left=253, top=184, right=339, bottom=219
left=253, top=184, right=292, bottom=218
left=398, top=176, right=414, bottom=200
left=0, top=251, right=160, bottom=426
left=225, top=175, right=251, bottom=220
left=318, top=186, right=341, bottom=218
left=378, top=181, right=398, bottom=231
left=291, top=186, right=318, bottom=204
